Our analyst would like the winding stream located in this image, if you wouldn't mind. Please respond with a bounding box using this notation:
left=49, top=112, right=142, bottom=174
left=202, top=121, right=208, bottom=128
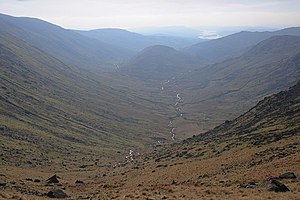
left=161, top=79, right=184, bottom=141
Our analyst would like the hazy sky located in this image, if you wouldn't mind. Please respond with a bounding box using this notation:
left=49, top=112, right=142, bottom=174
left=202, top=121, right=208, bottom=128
left=0, top=0, right=299, bottom=30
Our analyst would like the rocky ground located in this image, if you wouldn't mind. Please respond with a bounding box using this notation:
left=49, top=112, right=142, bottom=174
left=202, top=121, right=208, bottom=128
left=0, top=135, right=299, bottom=199
left=1, top=83, right=300, bottom=199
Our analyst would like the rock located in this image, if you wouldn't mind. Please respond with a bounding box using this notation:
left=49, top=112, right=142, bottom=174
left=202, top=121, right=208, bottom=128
left=47, top=189, right=68, bottom=198
left=263, top=178, right=289, bottom=192
left=75, top=180, right=84, bottom=184
left=0, top=182, right=6, bottom=187
left=47, top=175, right=60, bottom=183
left=34, top=179, right=41, bottom=183
left=239, top=182, right=256, bottom=189
left=279, top=172, right=296, bottom=179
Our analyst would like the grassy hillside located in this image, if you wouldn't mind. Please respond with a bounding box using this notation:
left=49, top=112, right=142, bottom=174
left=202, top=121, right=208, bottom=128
left=87, top=82, right=299, bottom=199
left=190, top=81, right=300, bottom=144
left=0, top=32, right=174, bottom=166
left=121, top=45, right=203, bottom=80
left=14, top=82, right=296, bottom=199
left=167, top=36, right=300, bottom=137
left=0, top=13, right=131, bottom=69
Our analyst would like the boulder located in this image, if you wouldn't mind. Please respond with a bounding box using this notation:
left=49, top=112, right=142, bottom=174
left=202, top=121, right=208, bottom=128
left=47, top=189, right=68, bottom=198
left=263, top=178, right=289, bottom=192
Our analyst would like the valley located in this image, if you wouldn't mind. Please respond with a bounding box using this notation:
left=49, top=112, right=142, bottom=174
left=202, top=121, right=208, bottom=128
left=0, top=13, right=299, bottom=199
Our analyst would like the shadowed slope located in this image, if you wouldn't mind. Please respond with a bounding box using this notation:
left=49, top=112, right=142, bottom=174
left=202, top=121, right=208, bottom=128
left=0, top=13, right=131, bottom=69
left=184, top=27, right=300, bottom=63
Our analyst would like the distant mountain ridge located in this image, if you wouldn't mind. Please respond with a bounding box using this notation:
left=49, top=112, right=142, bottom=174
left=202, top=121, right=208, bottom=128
left=77, top=28, right=204, bottom=53
left=184, top=27, right=300, bottom=63
left=0, top=13, right=131, bottom=69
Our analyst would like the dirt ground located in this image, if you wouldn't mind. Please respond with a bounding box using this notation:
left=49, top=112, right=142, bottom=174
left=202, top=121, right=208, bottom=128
left=1, top=135, right=299, bottom=200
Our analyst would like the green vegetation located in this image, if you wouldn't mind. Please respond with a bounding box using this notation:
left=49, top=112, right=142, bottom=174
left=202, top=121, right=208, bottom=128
left=0, top=32, right=174, bottom=165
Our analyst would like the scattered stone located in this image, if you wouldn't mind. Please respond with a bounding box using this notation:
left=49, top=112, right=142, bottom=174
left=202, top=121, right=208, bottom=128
left=0, top=182, right=6, bottom=187
left=34, top=179, right=41, bottom=183
left=47, top=175, right=60, bottom=184
left=75, top=180, right=84, bottom=184
left=239, top=182, right=256, bottom=189
left=279, top=172, right=296, bottom=179
left=47, top=189, right=68, bottom=198
left=25, top=178, right=33, bottom=181
left=263, top=178, right=289, bottom=192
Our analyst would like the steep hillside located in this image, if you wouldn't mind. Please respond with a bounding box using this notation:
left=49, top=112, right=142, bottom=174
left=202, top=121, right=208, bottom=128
left=166, top=35, right=300, bottom=137
left=3, top=82, right=297, bottom=199
left=121, top=45, right=203, bottom=80
left=85, top=82, right=299, bottom=199
left=0, top=13, right=131, bottom=69
left=190, top=82, right=300, bottom=144
left=77, top=28, right=202, bottom=53
left=0, top=32, right=174, bottom=166
left=184, top=27, right=300, bottom=63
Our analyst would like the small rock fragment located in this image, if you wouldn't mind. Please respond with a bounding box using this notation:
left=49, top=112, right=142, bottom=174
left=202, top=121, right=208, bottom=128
left=75, top=180, right=84, bottom=184
left=279, top=172, right=296, bottom=179
left=239, top=182, right=256, bottom=189
left=47, top=175, right=60, bottom=183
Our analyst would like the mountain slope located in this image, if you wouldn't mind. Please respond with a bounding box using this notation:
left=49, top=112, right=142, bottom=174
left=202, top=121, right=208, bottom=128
left=77, top=28, right=203, bottom=53
left=121, top=45, right=203, bottom=80
left=190, top=81, right=300, bottom=144
left=0, top=13, right=131, bottom=69
left=170, top=35, right=300, bottom=137
left=0, top=32, right=174, bottom=166
left=74, top=82, right=300, bottom=199
left=184, top=27, right=300, bottom=63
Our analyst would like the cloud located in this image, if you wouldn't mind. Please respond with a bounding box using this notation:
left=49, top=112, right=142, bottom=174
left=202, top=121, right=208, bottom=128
left=0, top=0, right=299, bottom=29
